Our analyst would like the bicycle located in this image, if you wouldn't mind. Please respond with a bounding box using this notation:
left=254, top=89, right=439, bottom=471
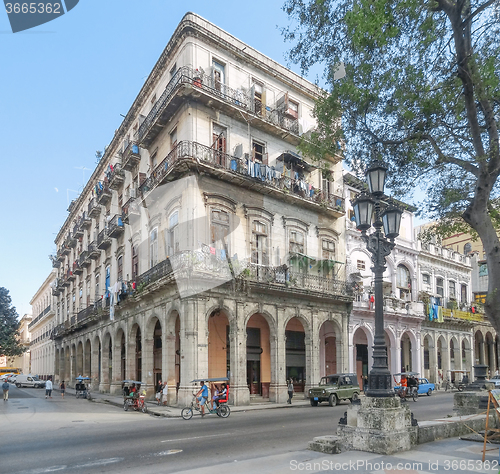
left=181, top=393, right=230, bottom=420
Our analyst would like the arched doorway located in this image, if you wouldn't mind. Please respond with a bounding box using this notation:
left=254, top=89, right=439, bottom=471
left=475, top=331, right=485, bottom=365
left=246, top=314, right=271, bottom=397
left=285, top=317, right=306, bottom=393
left=153, top=320, right=162, bottom=386
left=208, top=310, right=230, bottom=379
left=450, top=337, right=459, bottom=370
left=84, top=339, right=91, bottom=377
left=400, top=332, right=412, bottom=372
left=486, top=332, right=495, bottom=376
left=117, top=330, right=126, bottom=381
left=76, top=342, right=84, bottom=377
left=352, top=327, right=371, bottom=387
left=135, top=327, right=142, bottom=382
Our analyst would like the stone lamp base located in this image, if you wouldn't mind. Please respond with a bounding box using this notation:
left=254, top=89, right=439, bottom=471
left=337, top=396, right=417, bottom=455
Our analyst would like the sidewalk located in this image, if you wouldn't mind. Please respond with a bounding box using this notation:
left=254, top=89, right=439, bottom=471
left=62, top=386, right=310, bottom=417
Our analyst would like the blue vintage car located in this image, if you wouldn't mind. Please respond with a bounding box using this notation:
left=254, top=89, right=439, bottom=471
left=418, top=378, right=435, bottom=396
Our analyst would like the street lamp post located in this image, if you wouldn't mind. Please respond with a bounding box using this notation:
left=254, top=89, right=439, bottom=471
left=352, top=161, right=403, bottom=397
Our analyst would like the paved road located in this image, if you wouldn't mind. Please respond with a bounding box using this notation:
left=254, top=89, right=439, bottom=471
left=0, top=386, right=457, bottom=474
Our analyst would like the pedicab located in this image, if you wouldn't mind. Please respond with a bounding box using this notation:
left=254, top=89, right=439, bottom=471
left=75, top=376, right=91, bottom=400
left=122, top=380, right=147, bottom=413
left=393, top=372, right=419, bottom=402
left=181, top=377, right=230, bottom=420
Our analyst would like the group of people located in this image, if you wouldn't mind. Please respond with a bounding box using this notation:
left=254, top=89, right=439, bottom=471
left=155, top=380, right=169, bottom=406
left=195, top=381, right=228, bottom=416
left=393, top=374, right=419, bottom=397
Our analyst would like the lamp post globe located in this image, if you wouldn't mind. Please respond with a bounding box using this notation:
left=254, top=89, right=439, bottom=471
left=352, top=192, right=375, bottom=232
left=366, top=161, right=388, bottom=197
left=382, top=206, right=403, bottom=240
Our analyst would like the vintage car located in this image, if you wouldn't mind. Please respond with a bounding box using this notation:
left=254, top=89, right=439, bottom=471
left=307, top=373, right=360, bottom=406
left=417, top=377, right=435, bottom=396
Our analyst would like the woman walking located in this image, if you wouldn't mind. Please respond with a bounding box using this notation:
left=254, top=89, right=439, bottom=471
left=60, top=380, right=66, bottom=398
left=287, top=379, right=294, bottom=404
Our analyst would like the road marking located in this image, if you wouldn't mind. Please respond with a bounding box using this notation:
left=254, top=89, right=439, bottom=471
left=73, top=458, right=123, bottom=469
left=153, top=450, right=183, bottom=456
left=21, top=467, right=68, bottom=473
left=161, top=433, right=232, bottom=442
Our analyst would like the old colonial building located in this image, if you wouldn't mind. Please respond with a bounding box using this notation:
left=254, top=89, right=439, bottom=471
left=29, top=271, right=56, bottom=379
left=49, top=13, right=351, bottom=406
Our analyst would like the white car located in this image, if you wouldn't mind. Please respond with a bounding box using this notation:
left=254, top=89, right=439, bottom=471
left=15, top=374, right=46, bottom=388
left=488, top=375, right=500, bottom=387
left=0, top=373, right=14, bottom=381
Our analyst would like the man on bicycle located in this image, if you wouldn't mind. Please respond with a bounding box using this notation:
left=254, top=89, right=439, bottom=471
left=407, top=376, right=418, bottom=396
left=195, top=381, right=209, bottom=417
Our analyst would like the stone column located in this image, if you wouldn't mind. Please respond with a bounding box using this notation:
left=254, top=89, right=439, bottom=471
left=340, top=311, right=350, bottom=373
left=165, top=333, right=176, bottom=406
left=126, top=334, right=135, bottom=381
left=110, top=334, right=123, bottom=395
left=413, top=333, right=422, bottom=375
left=479, top=338, right=485, bottom=365
left=177, top=298, right=200, bottom=407
left=488, top=341, right=495, bottom=377
left=91, top=338, right=100, bottom=391
left=441, top=338, right=450, bottom=383
left=270, top=307, right=287, bottom=403
left=100, top=338, right=110, bottom=393
left=142, top=330, right=155, bottom=399
left=230, top=301, right=250, bottom=406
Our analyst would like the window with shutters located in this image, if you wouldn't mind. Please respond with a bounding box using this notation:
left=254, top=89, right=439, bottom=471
left=461, top=284, right=467, bottom=303
left=132, top=245, right=138, bottom=280
left=95, top=274, right=100, bottom=301
left=322, top=239, right=336, bottom=260
left=252, top=140, right=267, bottom=164
left=251, top=221, right=269, bottom=265
left=167, top=211, right=179, bottom=256
left=212, top=124, right=227, bottom=167
left=210, top=209, right=230, bottom=253
left=170, top=128, right=177, bottom=149
left=117, top=255, right=123, bottom=281
left=213, top=60, right=225, bottom=92
left=289, top=230, right=304, bottom=254
left=150, top=228, right=158, bottom=268
left=253, top=81, right=264, bottom=115
left=449, top=280, right=456, bottom=299
left=322, top=171, right=334, bottom=196
left=436, top=277, right=444, bottom=297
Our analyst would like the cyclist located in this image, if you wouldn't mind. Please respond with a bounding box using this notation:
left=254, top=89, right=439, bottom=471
left=407, top=376, right=418, bottom=396
left=195, top=381, right=209, bottom=417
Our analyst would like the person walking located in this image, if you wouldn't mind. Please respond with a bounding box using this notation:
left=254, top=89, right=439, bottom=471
left=2, top=380, right=9, bottom=401
left=287, top=379, right=294, bottom=404
left=155, top=380, right=162, bottom=406
left=162, top=382, right=168, bottom=406
left=45, top=378, right=53, bottom=399
left=60, top=380, right=66, bottom=398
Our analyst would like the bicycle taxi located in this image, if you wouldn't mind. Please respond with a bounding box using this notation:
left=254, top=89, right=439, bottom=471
left=75, top=376, right=91, bottom=400
left=181, top=377, right=230, bottom=420
left=393, top=372, right=419, bottom=402
left=122, top=380, right=147, bottom=413
left=444, top=370, right=469, bottom=392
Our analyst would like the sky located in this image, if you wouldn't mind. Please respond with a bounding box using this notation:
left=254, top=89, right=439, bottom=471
left=0, top=0, right=426, bottom=319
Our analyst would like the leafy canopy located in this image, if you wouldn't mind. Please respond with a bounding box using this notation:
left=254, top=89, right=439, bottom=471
left=0, top=287, right=25, bottom=358
left=283, top=0, right=500, bottom=227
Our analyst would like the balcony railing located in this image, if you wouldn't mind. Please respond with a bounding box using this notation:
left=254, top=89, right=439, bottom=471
left=136, top=259, right=173, bottom=289
left=108, top=164, right=125, bottom=190
left=97, top=184, right=112, bottom=205
left=442, top=307, right=483, bottom=322
left=87, top=241, right=101, bottom=259
left=137, top=66, right=299, bottom=147
left=121, top=142, right=141, bottom=170
left=28, top=305, right=52, bottom=330
left=97, top=227, right=112, bottom=250
left=88, top=198, right=101, bottom=218
left=138, top=141, right=344, bottom=214
left=73, top=222, right=83, bottom=239
left=50, top=255, right=61, bottom=268
left=108, top=214, right=124, bottom=238
left=73, top=260, right=83, bottom=275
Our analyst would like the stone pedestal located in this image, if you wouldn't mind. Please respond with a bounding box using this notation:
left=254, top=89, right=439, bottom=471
left=337, top=397, right=417, bottom=455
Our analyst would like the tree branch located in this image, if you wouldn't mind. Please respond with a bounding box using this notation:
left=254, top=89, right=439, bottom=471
left=461, top=0, right=499, bottom=28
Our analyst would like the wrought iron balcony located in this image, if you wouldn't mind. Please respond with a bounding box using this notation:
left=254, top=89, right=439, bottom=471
left=87, top=241, right=101, bottom=259
left=121, top=142, right=141, bottom=171
left=136, top=66, right=300, bottom=149
left=97, top=227, right=112, bottom=250
left=52, top=279, right=61, bottom=296
left=108, top=164, right=125, bottom=190
left=121, top=196, right=140, bottom=224
left=88, top=198, right=101, bottom=218
left=73, top=222, right=83, bottom=239
left=80, top=214, right=92, bottom=229
left=108, top=214, right=124, bottom=238
left=79, top=251, right=91, bottom=268
left=97, top=184, right=112, bottom=205
left=50, top=255, right=61, bottom=268
left=28, top=305, right=52, bottom=331
left=138, top=141, right=345, bottom=216
left=65, top=233, right=77, bottom=249
left=61, top=245, right=70, bottom=256
left=135, top=259, right=173, bottom=289
left=73, top=260, right=83, bottom=276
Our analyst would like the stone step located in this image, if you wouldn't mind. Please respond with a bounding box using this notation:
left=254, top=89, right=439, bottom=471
left=308, top=435, right=343, bottom=454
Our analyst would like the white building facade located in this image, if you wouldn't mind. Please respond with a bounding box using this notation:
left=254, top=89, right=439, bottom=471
left=48, top=13, right=352, bottom=405
left=29, top=271, right=56, bottom=379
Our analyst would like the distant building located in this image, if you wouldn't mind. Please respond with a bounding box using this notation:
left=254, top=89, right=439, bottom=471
left=29, top=271, right=56, bottom=379
left=47, top=13, right=351, bottom=405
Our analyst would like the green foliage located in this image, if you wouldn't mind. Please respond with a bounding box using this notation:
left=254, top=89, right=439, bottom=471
left=283, top=0, right=500, bottom=226
left=0, top=287, right=25, bottom=358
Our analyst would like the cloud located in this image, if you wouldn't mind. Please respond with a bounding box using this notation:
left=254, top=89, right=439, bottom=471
left=55, top=188, right=59, bottom=192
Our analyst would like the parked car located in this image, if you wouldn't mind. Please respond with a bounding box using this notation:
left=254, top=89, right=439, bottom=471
left=418, top=378, right=435, bottom=396
left=487, top=375, right=500, bottom=387
left=15, top=374, right=46, bottom=388
left=0, top=373, right=14, bottom=381
left=7, top=374, right=18, bottom=383
left=307, top=373, right=360, bottom=406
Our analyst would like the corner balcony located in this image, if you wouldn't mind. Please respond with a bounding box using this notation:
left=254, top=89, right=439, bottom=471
left=88, top=198, right=101, bottom=218
left=97, top=184, right=112, bottom=206
left=136, top=66, right=300, bottom=150
left=97, top=227, right=112, bottom=250
left=108, top=164, right=125, bottom=190
left=120, top=142, right=141, bottom=171
left=61, top=245, right=71, bottom=256
left=138, top=141, right=345, bottom=218
left=87, top=241, right=101, bottom=260
left=108, top=214, right=124, bottom=238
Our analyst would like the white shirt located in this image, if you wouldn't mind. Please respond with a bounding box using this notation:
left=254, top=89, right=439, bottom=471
left=45, top=380, right=53, bottom=390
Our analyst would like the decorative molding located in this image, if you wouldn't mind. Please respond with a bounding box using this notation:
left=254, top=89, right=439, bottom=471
left=243, top=206, right=274, bottom=225
left=203, top=193, right=237, bottom=213
left=282, top=216, right=309, bottom=232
